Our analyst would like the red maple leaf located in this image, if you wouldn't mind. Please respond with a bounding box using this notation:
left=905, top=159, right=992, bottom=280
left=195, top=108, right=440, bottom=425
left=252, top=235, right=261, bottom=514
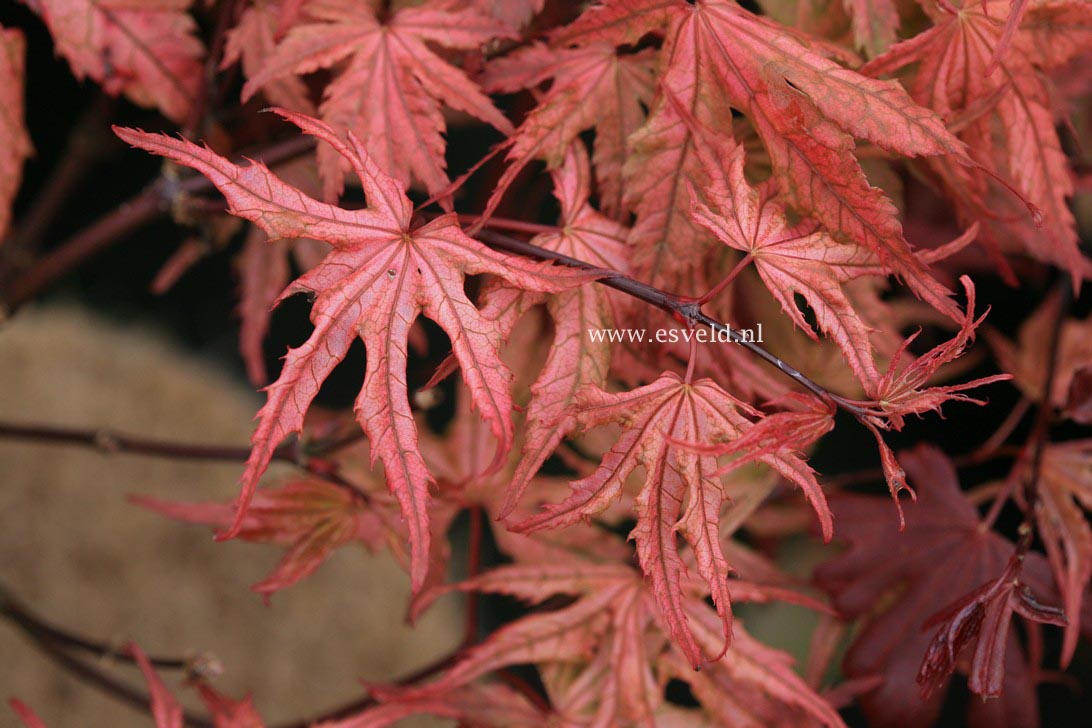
left=843, top=0, right=899, bottom=57
left=551, top=0, right=973, bottom=314
left=480, top=41, right=656, bottom=220
left=1037, top=440, right=1092, bottom=665
left=131, top=477, right=395, bottom=599
left=509, top=371, right=831, bottom=667
left=21, top=0, right=205, bottom=123
left=862, top=0, right=1092, bottom=288
left=222, top=0, right=314, bottom=114
left=985, top=288, right=1092, bottom=410
left=393, top=555, right=842, bottom=727
left=115, top=110, right=591, bottom=591
left=815, top=445, right=1063, bottom=728
left=239, top=0, right=515, bottom=200
left=688, top=129, right=884, bottom=390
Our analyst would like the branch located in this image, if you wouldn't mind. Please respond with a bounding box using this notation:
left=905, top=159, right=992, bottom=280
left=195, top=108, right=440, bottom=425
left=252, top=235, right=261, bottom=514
left=0, top=584, right=194, bottom=671
left=1, top=584, right=214, bottom=728
left=471, top=227, right=874, bottom=419
left=0, top=421, right=372, bottom=503
left=0, top=95, right=116, bottom=278
left=1, top=135, right=316, bottom=313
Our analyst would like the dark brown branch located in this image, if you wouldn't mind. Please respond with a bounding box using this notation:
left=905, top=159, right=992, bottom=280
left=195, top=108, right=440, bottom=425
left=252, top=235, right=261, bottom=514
left=0, top=584, right=191, bottom=671
left=1, top=135, right=316, bottom=313
left=1, top=585, right=213, bottom=728
left=0, top=95, right=116, bottom=279
left=0, top=421, right=371, bottom=503
left=182, top=0, right=243, bottom=139
left=472, top=227, right=874, bottom=419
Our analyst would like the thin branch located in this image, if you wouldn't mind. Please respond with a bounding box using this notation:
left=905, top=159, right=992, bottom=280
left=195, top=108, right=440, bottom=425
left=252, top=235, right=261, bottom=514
left=472, top=228, right=874, bottom=419
left=0, top=584, right=192, bottom=671
left=0, top=95, right=116, bottom=277
left=1, top=135, right=316, bottom=313
left=0, top=421, right=268, bottom=461
left=0, top=421, right=372, bottom=503
left=1, top=585, right=213, bottom=728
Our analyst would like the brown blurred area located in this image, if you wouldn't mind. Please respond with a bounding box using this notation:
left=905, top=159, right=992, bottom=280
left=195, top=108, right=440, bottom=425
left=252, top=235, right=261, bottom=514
left=0, top=302, right=461, bottom=726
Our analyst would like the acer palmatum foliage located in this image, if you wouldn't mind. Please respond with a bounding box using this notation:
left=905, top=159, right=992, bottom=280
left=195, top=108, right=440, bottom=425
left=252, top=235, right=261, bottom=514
left=3, top=0, right=1091, bottom=726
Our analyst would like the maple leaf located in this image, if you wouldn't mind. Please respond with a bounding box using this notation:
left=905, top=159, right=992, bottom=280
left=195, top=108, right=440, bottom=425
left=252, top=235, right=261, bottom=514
left=688, top=130, right=882, bottom=391
left=815, top=445, right=1062, bottom=728
left=131, top=477, right=388, bottom=599
left=115, top=110, right=591, bottom=591
left=232, top=157, right=329, bottom=385
left=553, top=0, right=973, bottom=316
left=837, top=277, right=1008, bottom=528
left=916, top=550, right=1066, bottom=701
left=510, top=371, right=831, bottom=667
left=0, top=26, right=31, bottom=242
left=397, top=559, right=843, bottom=727
left=480, top=41, right=656, bottom=219
left=863, top=276, right=1009, bottom=427
left=469, top=0, right=547, bottom=31
left=240, top=0, right=515, bottom=200
left=497, top=144, right=630, bottom=516
left=22, top=0, right=204, bottom=123
left=222, top=0, right=315, bottom=113
left=862, top=0, right=1092, bottom=288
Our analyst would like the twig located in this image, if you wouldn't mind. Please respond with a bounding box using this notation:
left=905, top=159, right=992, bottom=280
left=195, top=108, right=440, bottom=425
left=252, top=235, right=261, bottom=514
left=272, top=651, right=463, bottom=728
left=472, top=228, right=875, bottom=420
left=0, top=421, right=371, bottom=503
left=1, top=135, right=316, bottom=313
left=0, top=584, right=190, bottom=670
left=0, top=95, right=116, bottom=277
left=1, top=585, right=213, bottom=727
